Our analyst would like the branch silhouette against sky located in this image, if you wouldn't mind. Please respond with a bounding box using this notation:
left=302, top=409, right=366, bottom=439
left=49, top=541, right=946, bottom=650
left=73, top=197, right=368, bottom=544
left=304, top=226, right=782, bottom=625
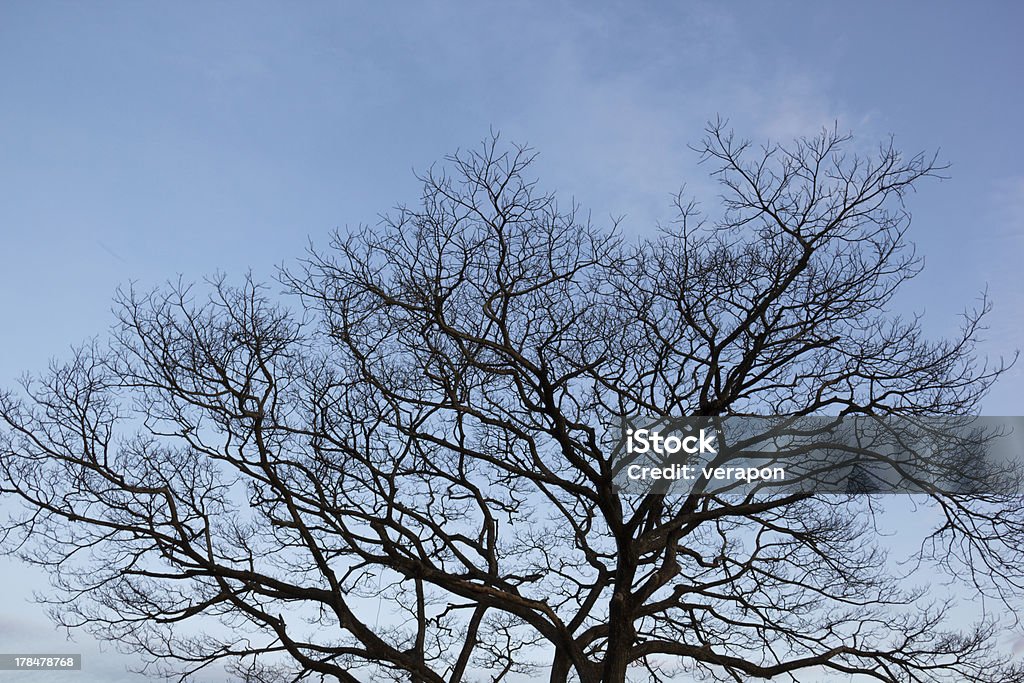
left=3, top=127, right=1022, bottom=682
left=1, top=4, right=1022, bottom=683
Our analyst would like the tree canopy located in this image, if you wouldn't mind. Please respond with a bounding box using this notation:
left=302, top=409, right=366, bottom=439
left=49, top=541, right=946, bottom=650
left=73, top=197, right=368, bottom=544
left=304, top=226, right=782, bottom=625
left=2, top=124, right=1022, bottom=682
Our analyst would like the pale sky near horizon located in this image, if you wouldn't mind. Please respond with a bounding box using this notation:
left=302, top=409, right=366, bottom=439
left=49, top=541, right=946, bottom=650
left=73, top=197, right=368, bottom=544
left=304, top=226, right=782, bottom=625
left=1, top=2, right=1023, bottom=681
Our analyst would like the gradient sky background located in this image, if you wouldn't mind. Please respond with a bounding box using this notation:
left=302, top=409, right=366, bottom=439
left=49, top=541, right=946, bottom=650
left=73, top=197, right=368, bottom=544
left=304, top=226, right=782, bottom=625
left=1, top=2, right=1022, bottom=681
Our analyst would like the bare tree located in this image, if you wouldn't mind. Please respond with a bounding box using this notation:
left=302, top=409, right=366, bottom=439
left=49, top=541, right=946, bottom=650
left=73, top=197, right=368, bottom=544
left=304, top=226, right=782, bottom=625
left=2, top=123, right=1022, bottom=683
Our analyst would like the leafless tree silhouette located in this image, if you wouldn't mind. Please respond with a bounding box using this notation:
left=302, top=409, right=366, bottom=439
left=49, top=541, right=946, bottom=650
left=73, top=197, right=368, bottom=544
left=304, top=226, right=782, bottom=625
left=2, top=123, right=1022, bottom=682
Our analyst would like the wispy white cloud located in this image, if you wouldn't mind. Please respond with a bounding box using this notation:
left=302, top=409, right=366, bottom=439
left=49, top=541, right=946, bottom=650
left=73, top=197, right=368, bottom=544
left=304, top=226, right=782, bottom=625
left=991, top=176, right=1024, bottom=237
left=730, top=72, right=878, bottom=145
left=483, top=5, right=878, bottom=236
left=971, top=176, right=1024, bottom=413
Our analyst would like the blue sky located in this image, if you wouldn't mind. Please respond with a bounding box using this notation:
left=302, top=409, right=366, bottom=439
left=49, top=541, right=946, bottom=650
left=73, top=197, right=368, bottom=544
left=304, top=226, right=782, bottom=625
left=1, top=2, right=1022, bottom=681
